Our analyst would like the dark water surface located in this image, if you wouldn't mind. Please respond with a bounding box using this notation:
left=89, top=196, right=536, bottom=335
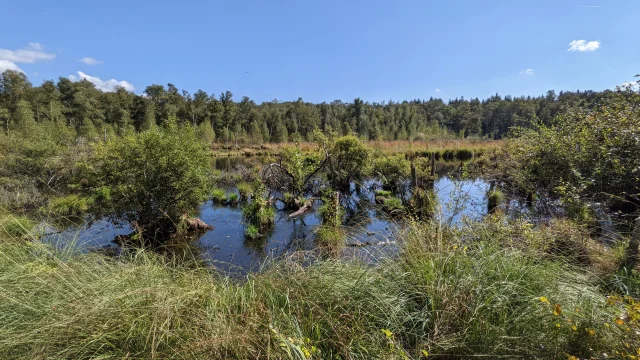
left=42, top=159, right=493, bottom=274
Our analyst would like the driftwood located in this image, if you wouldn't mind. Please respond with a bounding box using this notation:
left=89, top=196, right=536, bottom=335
left=185, top=217, right=214, bottom=231
left=289, top=199, right=316, bottom=218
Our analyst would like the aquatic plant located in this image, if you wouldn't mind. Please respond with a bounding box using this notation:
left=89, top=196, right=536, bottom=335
left=211, top=188, right=226, bottom=203
left=487, top=188, right=505, bottom=213
left=236, top=182, right=253, bottom=200
left=46, top=194, right=91, bottom=217
left=226, top=192, right=239, bottom=206
left=244, top=224, right=260, bottom=239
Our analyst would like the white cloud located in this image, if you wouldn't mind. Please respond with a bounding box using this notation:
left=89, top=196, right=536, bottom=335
left=69, top=71, right=135, bottom=92
left=0, top=60, right=23, bottom=73
left=435, top=88, right=441, bottom=93
left=568, top=40, right=601, bottom=52
left=617, top=81, right=639, bottom=91
left=79, top=57, right=104, bottom=65
left=520, top=69, right=535, bottom=75
left=0, top=43, right=55, bottom=74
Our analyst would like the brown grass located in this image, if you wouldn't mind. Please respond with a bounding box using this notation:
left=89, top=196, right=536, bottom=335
left=210, top=139, right=504, bottom=157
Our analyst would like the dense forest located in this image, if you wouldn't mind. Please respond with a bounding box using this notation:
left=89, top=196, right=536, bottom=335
left=1, top=70, right=635, bottom=143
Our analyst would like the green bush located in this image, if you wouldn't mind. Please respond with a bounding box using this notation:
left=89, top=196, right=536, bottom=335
left=85, top=124, right=212, bottom=239
left=372, top=154, right=410, bottom=190
left=327, top=136, right=371, bottom=190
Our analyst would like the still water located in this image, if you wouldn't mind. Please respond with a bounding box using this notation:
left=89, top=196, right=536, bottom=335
left=42, top=161, right=492, bottom=274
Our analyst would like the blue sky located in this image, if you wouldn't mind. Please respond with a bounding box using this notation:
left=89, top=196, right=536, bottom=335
left=1, top=0, right=638, bottom=102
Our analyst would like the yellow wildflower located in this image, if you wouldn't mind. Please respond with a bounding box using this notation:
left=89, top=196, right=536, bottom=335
left=554, top=304, right=562, bottom=316
left=539, top=296, right=550, bottom=304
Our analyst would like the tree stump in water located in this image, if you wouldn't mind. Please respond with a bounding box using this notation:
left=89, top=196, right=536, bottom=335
left=185, top=217, right=214, bottom=232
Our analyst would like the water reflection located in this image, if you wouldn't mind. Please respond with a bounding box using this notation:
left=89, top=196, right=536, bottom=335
left=42, top=171, right=494, bottom=274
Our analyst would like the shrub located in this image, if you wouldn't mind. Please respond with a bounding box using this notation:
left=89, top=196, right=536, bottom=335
left=372, top=154, right=410, bottom=190
left=86, top=124, right=212, bottom=239
left=327, top=136, right=371, bottom=190
left=242, top=183, right=275, bottom=231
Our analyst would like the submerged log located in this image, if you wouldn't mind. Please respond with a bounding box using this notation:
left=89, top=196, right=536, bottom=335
left=185, top=217, right=214, bottom=232
left=289, top=200, right=314, bottom=218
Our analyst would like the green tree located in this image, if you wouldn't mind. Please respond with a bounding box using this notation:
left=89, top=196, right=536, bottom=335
left=327, top=135, right=371, bottom=189
left=88, top=124, right=212, bottom=239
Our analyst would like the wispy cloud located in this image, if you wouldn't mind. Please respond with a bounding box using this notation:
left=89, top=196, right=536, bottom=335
left=79, top=57, right=104, bottom=65
left=434, top=88, right=441, bottom=93
left=0, top=42, right=56, bottom=73
left=520, top=69, right=535, bottom=76
left=69, top=71, right=135, bottom=92
left=617, top=81, right=639, bottom=91
left=568, top=40, right=601, bottom=52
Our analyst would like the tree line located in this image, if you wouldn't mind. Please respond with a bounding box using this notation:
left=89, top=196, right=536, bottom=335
left=0, top=70, right=634, bottom=143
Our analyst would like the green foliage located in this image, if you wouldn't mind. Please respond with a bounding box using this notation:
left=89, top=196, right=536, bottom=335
left=242, top=182, right=275, bottom=231
left=236, top=182, right=252, bottom=200
left=47, top=194, right=91, bottom=217
left=244, top=224, right=260, bottom=239
left=211, top=188, right=226, bottom=203
left=314, top=225, right=346, bottom=250
left=86, top=125, right=212, bottom=237
left=372, top=154, right=410, bottom=190
left=0, top=218, right=636, bottom=359
left=382, top=197, right=404, bottom=216
left=276, top=144, right=323, bottom=197
left=502, top=92, right=640, bottom=207
left=327, top=135, right=371, bottom=189
left=487, top=188, right=505, bottom=213
left=317, top=192, right=344, bottom=228
left=227, top=192, right=239, bottom=205
left=374, top=189, right=392, bottom=198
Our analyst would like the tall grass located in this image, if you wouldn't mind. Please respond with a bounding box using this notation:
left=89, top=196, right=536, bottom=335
left=0, top=216, right=637, bottom=359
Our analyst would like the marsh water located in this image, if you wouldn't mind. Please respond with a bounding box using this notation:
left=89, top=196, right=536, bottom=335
left=42, top=158, right=496, bottom=274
